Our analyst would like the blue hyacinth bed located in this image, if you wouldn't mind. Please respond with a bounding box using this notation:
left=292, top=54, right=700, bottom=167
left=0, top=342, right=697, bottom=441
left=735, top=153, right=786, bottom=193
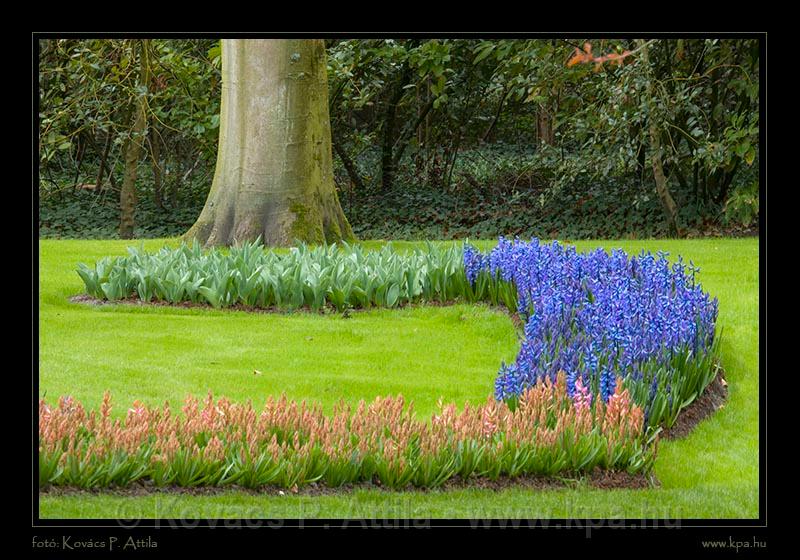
left=464, top=238, right=721, bottom=429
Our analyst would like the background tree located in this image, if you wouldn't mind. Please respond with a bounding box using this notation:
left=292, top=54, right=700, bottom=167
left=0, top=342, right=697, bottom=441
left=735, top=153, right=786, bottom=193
left=184, top=39, right=353, bottom=247
left=39, top=39, right=222, bottom=237
left=119, top=39, right=151, bottom=238
left=39, top=37, right=760, bottom=241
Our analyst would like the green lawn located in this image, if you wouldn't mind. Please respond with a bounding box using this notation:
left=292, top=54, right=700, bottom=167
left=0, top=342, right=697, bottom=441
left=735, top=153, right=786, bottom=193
left=37, top=237, right=759, bottom=519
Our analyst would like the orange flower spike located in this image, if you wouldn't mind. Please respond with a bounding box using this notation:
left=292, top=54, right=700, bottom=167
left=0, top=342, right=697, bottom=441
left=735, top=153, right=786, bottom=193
left=100, top=391, right=112, bottom=424
left=556, top=371, right=568, bottom=397
left=58, top=395, right=72, bottom=413
left=203, top=390, right=214, bottom=413
left=39, top=398, right=50, bottom=418
left=266, top=434, right=280, bottom=460
left=182, top=394, right=198, bottom=421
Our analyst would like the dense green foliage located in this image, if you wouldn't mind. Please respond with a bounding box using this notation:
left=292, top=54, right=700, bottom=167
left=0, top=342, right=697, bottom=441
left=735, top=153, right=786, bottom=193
left=38, top=38, right=760, bottom=240
left=39, top=39, right=219, bottom=200
left=40, top=188, right=202, bottom=239
left=77, top=240, right=516, bottom=312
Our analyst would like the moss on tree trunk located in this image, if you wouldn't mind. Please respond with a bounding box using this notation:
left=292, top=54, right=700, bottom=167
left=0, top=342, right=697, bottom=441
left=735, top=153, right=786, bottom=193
left=184, top=39, right=354, bottom=247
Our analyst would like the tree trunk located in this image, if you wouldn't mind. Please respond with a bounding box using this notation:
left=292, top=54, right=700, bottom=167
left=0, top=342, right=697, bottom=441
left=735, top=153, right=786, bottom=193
left=150, top=127, right=163, bottom=209
left=170, top=143, right=182, bottom=207
left=71, top=133, right=87, bottom=191
left=95, top=130, right=112, bottom=193
left=184, top=39, right=353, bottom=247
left=536, top=106, right=555, bottom=146
left=392, top=98, right=434, bottom=172
left=332, top=134, right=365, bottom=192
left=649, top=129, right=679, bottom=235
left=422, top=77, right=432, bottom=182
left=380, top=64, right=412, bottom=191
left=482, top=86, right=509, bottom=143
left=119, top=39, right=150, bottom=240
left=537, top=90, right=557, bottom=146
left=638, top=39, right=680, bottom=236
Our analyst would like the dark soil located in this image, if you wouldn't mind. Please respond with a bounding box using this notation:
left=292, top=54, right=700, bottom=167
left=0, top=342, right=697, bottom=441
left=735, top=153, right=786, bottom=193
left=660, top=371, right=729, bottom=440
left=69, top=293, right=515, bottom=318
left=39, top=469, right=655, bottom=498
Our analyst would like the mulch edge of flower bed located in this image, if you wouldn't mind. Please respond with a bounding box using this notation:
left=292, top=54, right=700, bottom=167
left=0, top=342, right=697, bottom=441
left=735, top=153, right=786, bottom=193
left=659, top=368, right=729, bottom=440
left=39, top=469, right=657, bottom=498
left=69, top=293, right=518, bottom=318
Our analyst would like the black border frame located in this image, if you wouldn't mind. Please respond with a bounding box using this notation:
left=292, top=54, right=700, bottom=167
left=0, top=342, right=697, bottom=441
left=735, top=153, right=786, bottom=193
left=31, top=30, right=767, bottom=548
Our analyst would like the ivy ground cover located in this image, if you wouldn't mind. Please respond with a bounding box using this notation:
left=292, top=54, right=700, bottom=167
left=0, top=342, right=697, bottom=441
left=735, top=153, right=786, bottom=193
left=38, top=238, right=758, bottom=517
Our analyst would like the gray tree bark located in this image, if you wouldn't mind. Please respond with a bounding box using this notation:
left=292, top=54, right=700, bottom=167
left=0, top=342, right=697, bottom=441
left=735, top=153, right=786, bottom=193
left=184, top=39, right=354, bottom=247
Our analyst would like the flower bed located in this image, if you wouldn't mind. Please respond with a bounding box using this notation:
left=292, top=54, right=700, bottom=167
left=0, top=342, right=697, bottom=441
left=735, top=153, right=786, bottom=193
left=76, top=240, right=515, bottom=312
left=464, top=238, right=719, bottom=428
left=59, top=238, right=722, bottom=490
left=39, top=374, right=654, bottom=491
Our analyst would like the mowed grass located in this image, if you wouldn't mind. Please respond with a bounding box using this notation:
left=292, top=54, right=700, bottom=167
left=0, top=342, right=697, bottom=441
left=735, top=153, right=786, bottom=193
left=38, top=239, right=519, bottom=416
left=37, top=237, right=759, bottom=519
